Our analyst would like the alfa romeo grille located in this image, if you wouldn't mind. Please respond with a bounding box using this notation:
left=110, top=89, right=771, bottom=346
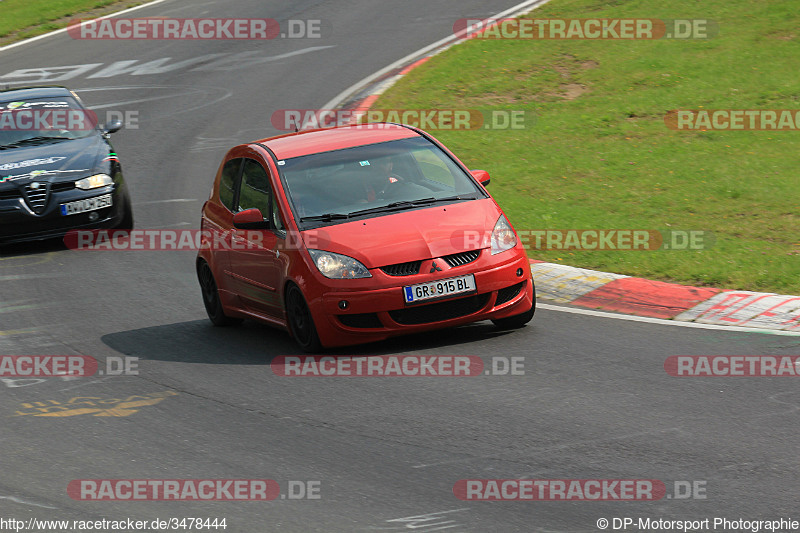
left=24, top=183, right=48, bottom=212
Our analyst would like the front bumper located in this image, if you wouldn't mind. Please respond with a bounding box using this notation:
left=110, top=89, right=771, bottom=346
left=0, top=184, right=128, bottom=244
left=309, top=250, right=534, bottom=348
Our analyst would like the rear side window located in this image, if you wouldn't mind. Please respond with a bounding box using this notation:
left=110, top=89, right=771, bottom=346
left=219, top=158, right=241, bottom=212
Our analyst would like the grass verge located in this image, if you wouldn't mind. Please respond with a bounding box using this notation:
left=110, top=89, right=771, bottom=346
left=375, top=0, right=800, bottom=294
left=0, top=0, right=145, bottom=45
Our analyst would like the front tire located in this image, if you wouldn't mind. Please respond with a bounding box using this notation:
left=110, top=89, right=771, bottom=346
left=198, top=261, right=242, bottom=327
left=285, top=284, right=322, bottom=353
left=492, top=299, right=536, bottom=330
left=115, top=192, right=134, bottom=230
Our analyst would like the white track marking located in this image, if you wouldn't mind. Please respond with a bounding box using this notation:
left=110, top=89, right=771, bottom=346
left=134, top=198, right=198, bottom=206
left=0, top=494, right=57, bottom=509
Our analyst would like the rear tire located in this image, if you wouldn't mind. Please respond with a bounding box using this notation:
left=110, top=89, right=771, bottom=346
left=198, top=261, right=242, bottom=327
left=492, top=299, right=536, bottom=330
left=285, top=284, right=322, bottom=353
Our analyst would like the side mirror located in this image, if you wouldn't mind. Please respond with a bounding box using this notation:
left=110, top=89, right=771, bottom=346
left=233, top=208, right=270, bottom=229
left=471, top=169, right=491, bottom=187
left=102, top=119, right=123, bottom=134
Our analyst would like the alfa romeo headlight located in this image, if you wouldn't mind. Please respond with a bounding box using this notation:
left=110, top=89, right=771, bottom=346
left=76, top=173, right=113, bottom=190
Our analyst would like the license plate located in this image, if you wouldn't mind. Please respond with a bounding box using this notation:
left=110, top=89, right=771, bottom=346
left=404, top=274, right=476, bottom=304
left=60, top=194, right=112, bottom=216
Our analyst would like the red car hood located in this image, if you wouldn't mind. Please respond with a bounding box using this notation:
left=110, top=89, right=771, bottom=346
left=301, top=198, right=501, bottom=268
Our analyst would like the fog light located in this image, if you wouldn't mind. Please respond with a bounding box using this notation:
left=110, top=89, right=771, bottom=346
left=338, top=300, right=349, bottom=310
left=516, top=268, right=523, bottom=277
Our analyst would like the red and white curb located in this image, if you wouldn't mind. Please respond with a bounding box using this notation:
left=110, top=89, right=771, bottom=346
left=529, top=260, right=800, bottom=332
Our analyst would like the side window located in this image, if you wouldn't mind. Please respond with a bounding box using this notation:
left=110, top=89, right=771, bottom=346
left=238, top=159, right=271, bottom=216
left=411, top=148, right=455, bottom=189
left=218, top=158, right=241, bottom=212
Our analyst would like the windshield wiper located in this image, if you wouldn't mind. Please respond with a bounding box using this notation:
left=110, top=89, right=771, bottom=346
left=300, top=213, right=351, bottom=222
left=300, top=196, right=478, bottom=223
left=423, top=194, right=476, bottom=203
left=0, top=136, right=72, bottom=149
left=346, top=195, right=475, bottom=218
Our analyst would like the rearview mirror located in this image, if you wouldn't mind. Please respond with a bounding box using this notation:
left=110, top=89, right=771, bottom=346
left=233, top=208, right=270, bottom=229
left=471, top=169, right=491, bottom=187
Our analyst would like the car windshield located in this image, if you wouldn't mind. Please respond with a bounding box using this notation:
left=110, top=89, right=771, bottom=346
left=0, top=95, right=95, bottom=148
left=279, top=136, right=486, bottom=228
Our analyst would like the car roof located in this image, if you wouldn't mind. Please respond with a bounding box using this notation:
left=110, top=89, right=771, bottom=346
left=254, top=123, right=420, bottom=160
left=0, top=86, right=74, bottom=100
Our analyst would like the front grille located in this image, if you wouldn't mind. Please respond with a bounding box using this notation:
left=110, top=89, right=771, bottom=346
left=23, top=183, right=48, bottom=212
left=389, top=293, right=490, bottom=325
left=496, top=281, right=526, bottom=306
left=380, top=260, right=422, bottom=277
left=338, top=313, right=383, bottom=329
left=443, top=250, right=480, bottom=267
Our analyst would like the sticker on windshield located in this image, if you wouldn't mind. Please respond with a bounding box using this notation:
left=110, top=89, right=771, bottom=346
left=0, top=101, right=70, bottom=111
left=277, top=160, right=285, bottom=166
left=359, top=160, right=370, bottom=166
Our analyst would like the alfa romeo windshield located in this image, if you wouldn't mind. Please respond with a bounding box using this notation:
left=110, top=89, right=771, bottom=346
left=0, top=96, right=96, bottom=148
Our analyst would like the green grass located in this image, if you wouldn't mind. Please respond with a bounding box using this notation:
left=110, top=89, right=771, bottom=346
left=0, top=0, right=142, bottom=41
left=376, top=0, right=800, bottom=294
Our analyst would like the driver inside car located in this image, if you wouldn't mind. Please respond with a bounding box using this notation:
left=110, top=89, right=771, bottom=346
left=361, top=157, right=403, bottom=201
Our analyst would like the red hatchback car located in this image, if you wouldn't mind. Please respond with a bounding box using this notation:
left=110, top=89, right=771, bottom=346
left=197, top=123, right=534, bottom=351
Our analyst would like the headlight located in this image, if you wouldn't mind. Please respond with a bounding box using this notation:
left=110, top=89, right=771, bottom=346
left=75, top=173, right=113, bottom=190
left=308, top=249, right=372, bottom=279
left=491, top=214, right=517, bottom=255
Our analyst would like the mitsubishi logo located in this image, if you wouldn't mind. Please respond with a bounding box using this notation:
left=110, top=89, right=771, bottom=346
left=430, top=261, right=442, bottom=273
